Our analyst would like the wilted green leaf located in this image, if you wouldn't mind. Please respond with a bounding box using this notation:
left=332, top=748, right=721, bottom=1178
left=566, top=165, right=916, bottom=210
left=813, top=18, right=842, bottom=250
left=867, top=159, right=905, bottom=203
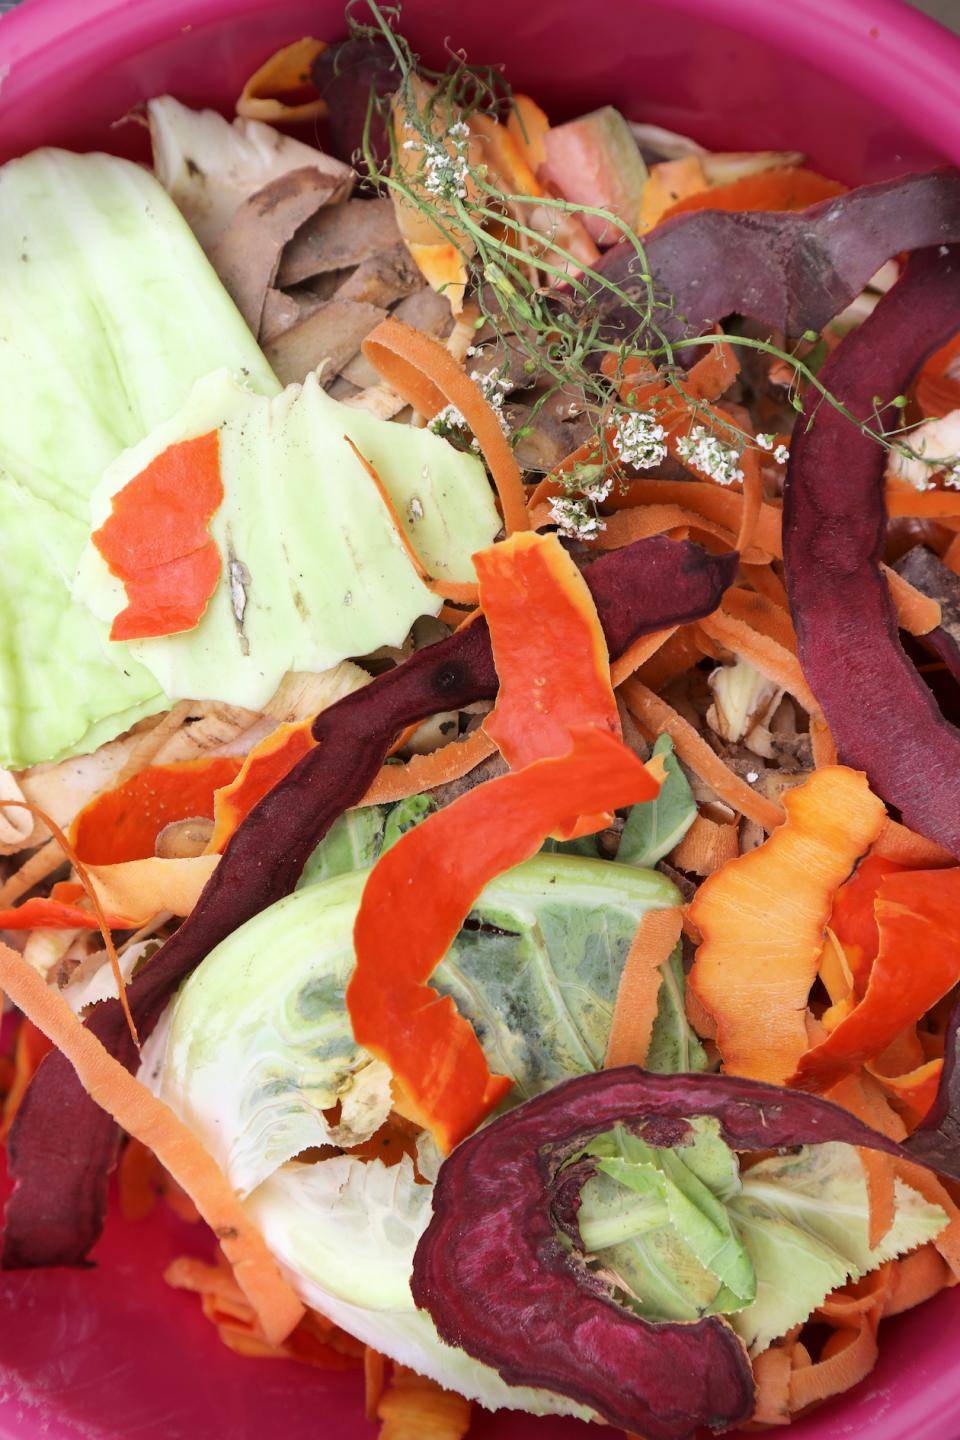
left=617, top=734, right=696, bottom=868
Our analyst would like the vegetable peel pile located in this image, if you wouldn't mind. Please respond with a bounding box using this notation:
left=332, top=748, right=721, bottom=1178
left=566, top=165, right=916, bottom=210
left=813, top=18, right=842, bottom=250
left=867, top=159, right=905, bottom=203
left=4, top=18, right=960, bottom=1440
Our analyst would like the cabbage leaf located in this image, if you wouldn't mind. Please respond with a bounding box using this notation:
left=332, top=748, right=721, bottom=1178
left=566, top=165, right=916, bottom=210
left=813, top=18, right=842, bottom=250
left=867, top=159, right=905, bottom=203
left=74, top=369, right=500, bottom=712
left=152, top=854, right=680, bottom=1195
left=617, top=734, right=696, bottom=868
left=0, top=147, right=278, bottom=766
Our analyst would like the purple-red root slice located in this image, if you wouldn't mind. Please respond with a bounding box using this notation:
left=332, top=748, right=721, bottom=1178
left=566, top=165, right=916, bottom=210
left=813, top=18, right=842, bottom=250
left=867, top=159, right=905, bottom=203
left=412, top=1067, right=924, bottom=1440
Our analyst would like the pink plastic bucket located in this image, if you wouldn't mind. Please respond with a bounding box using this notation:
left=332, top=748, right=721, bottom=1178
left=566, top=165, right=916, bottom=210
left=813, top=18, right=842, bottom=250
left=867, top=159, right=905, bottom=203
left=1, top=0, right=959, bottom=1436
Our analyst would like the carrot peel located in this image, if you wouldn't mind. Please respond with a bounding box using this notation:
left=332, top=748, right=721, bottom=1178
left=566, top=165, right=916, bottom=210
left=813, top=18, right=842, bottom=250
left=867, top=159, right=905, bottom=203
left=92, top=431, right=224, bottom=641
left=689, top=768, right=887, bottom=1083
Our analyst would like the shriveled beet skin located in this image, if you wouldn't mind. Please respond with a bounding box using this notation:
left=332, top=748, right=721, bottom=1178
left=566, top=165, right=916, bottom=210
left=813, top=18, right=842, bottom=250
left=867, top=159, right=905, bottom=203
left=312, top=38, right=397, bottom=172
left=412, top=1067, right=916, bottom=1440
left=591, top=169, right=960, bottom=346
left=782, top=247, right=960, bottom=856
left=2, top=536, right=736, bottom=1269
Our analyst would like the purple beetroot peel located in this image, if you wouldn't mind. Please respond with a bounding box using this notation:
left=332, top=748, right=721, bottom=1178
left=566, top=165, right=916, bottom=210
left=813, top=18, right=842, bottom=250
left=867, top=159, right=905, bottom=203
left=412, top=1068, right=922, bottom=1440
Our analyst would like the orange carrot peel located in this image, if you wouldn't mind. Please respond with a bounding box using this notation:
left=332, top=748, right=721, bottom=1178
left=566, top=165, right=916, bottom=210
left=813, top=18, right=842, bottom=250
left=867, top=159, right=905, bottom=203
left=362, top=318, right=530, bottom=535
left=688, top=768, right=887, bottom=1082
left=92, top=431, right=224, bottom=641
left=71, top=756, right=242, bottom=865
left=0, top=942, right=304, bottom=1344
left=793, top=868, right=960, bottom=1094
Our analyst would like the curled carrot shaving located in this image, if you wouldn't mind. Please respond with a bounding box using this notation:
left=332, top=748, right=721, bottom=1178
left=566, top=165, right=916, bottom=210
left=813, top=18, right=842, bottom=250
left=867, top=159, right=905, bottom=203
left=0, top=882, right=131, bottom=933
left=365, top=1348, right=388, bottom=1421
left=621, top=678, right=785, bottom=831
left=362, top=319, right=530, bottom=535
left=377, top=1365, right=472, bottom=1440
left=882, top=1244, right=954, bottom=1316
left=698, top=605, right=819, bottom=715
left=209, top=720, right=314, bottom=852
left=2, top=799, right=138, bottom=1045
left=881, top=563, right=941, bottom=635
left=660, top=166, right=845, bottom=221
left=476, top=532, right=619, bottom=768
left=71, top=756, right=242, bottom=865
left=787, top=1312, right=879, bottom=1414
left=741, top=560, right=789, bottom=609
left=632, top=627, right=711, bottom=692
left=362, top=730, right=498, bottom=806
left=589, top=502, right=743, bottom=558
left=165, top=1256, right=356, bottom=1369
left=0, top=943, right=305, bottom=1347
left=793, top=868, right=960, bottom=1094
left=345, top=438, right=479, bottom=606
left=885, top=486, right=960, bottom=519
left=751, top=1344, right=793, bottom=1426
left=688, top=768, right=887, bottom=1083
left=609, top=626, right=677, bottom=688
left=671, top=813, right=739, bottom=876
left=92, top=431, right=224, bottom=641
left=720, top=585, right=796, bottom=651
left=607, top=480, right=783, bottom=562
left=348, top=729, right=659, bottom=1150
left=828, top=1073, right=898, bottom=1249
left=237, top=37, right=328, bottom=124
left=872, top=818, right=955, bottom=868
left=604, top=906, right=683, bottom=1068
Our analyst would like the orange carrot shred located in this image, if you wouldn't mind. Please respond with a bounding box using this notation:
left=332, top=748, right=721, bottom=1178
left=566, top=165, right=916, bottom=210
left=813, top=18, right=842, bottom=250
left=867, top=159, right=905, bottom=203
left=671, top=813, right=740, bottom=876
left=362, top=730, right=499, bottom=806
left=751, top=1344, right=794, bottom=1426
left=604, top=907, right=683, bottom=1069
left=362, top=319, right=530, bottom=535
left=698, top=606, right=819, bottom=715
left=365, top=1348, right=388, bottom=1421
left=793, top=868, right=960, bottom=1094
left=621, top=678, right=785, bottom=831
left=0, top=943, right=305, bottom=1346
left=688, top=768, right=886, bottom=1083
left=377, top=1366, right=472, bottom=1439
left=92, top=431, right=224, bottom=641
left=609, top=627, right=677, bottom=688
left=3, top=799, right=139, bottom=1045
left=661, top=166, right=845, bottom=222
left=345, top=437, right=479, bottom=606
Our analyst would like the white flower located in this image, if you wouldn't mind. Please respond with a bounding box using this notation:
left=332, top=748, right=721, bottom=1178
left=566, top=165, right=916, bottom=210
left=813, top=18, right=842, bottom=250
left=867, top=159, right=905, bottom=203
left=946, top=463, right=960, bottom=490
left=611, top=410, right=668, bottom=470
left=406, top=119, right=472, bottom=202
left=549, top=496, right=605, bottom=540
left=676, top=425, right=745, bottom=486
left=756, top=433, right=775, bottom=451
left=774, top=443, right=790, bottom=466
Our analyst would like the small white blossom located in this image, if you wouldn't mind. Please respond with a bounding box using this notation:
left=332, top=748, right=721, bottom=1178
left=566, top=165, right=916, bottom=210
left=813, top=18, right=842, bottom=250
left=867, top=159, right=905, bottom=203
left=756, top=432, right=775, bottom=451
left=429, top=370, right=510, bottom=449
left=580, top=473, right=614, bottom=504
left=549, top=496, right=605, bottom=540
left=946, top=463, right=960, bottom=490
left=405, top=119, right=472, bottom=202
left=612, top=410, right=668, bottom=470
left=773, top=443, right=790, bottom=466
left=676, top=425, right=745, bottom=486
